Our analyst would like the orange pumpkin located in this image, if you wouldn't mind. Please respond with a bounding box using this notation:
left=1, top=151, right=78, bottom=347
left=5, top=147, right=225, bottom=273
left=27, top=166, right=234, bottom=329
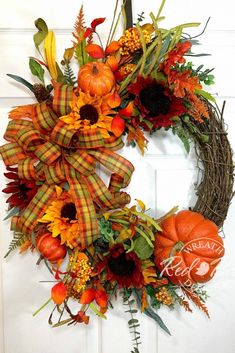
left=77, top=62, right=115, bottom=96
left=154, top=210, right=224, bottom=286
left=36, top=233, right=67, bottom=263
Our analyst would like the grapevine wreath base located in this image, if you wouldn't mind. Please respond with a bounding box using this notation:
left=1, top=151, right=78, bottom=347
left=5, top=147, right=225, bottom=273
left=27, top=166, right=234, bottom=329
left=0, top=1, right=234, bottom=352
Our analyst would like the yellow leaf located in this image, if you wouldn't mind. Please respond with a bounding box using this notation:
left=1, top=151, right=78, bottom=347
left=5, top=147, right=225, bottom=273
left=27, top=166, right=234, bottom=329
left=55, top=185, right=63, bottom=198
left=103, top=212, right=110, bottom=221
left=44, top=31, right=58, bottom=80
left=135, top=199, right=146, bottom=212
left=141, top=23, right=154, bottom=34
left=119, top=229, right=132, bottom=241
left=63, top=46, right=75, bottom=62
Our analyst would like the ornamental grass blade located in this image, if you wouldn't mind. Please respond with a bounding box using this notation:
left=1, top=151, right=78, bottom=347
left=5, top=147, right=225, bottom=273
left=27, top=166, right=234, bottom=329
left=133, top=211, right=162, bottom=231
left=53, top=318, right=73, bottom=327
left=3, top=206, right=20, bottom=221
left=134, top=290, right=171, bottom=335
left=6, top=74, right=34, bottom=92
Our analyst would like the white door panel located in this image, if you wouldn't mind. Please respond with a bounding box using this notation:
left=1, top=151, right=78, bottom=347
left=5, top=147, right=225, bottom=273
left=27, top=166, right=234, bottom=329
left=1, top=1, right=235, bottom=353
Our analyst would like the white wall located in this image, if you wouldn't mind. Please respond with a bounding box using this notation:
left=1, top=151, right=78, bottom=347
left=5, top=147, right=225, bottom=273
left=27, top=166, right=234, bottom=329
left=0, top=1, right=235, bottom=353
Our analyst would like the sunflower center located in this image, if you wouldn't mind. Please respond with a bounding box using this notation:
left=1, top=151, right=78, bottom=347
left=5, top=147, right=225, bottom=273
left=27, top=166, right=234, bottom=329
left=61, top=202, right=77, bottom=221
left=79, top=104, right=99, bottom=125
left=139, top=84, right=171, bottom=116
left=19, top=184, right=31, bottom=199
left=108, top=253, right=136, bottom=276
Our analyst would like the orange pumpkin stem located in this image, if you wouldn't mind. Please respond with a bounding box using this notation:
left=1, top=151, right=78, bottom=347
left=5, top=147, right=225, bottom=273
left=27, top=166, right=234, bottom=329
left=92, top=64, right=99, bottom=75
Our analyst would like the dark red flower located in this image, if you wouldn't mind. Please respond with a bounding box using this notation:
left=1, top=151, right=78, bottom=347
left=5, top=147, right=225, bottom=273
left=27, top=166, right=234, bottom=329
left=3, top=167, right=38, bottom=210
left=128, top=76, right=186, bottom=130
left=97, top=244, right=144, bottom=288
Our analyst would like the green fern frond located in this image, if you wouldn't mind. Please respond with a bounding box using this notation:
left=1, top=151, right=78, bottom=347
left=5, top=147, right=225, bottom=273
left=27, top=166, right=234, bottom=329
left=63, top=61, right=77, bottom=86
left=4, top=232, right=30, bottom=258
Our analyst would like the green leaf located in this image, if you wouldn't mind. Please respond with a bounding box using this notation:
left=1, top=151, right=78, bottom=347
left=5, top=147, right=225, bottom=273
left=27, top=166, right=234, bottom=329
left=178, top=133, right=190, bottom=153
left=199, top=134, right=209, bottom=143
left=125, top=309, right=138, bottom=314
left=29, top=58, right=45, bottom=84
left=172, top=124, right=191, bottom=153
left=56, top=62, right=66, bottom=83
left=196, top=89, right=216, bottom=103
left=128, top=319, right=139, bottom=325
left=133, top=236, right=154, bottom=260
left=75, top=40, right=89, bottom=67
left=135, top=226, right=154, bottom=248
left=7, top=74, right=34, bottom=92
left=34, top=18, right=48, bottom=50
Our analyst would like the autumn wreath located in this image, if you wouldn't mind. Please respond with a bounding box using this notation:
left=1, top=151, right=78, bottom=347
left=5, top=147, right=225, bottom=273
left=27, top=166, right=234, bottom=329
left=0, top=1, right=234, bottom=352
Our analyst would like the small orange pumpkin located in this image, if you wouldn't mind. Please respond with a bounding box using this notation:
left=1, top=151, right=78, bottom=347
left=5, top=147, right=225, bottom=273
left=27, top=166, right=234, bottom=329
left=154, top=210, right=224, bottom=286
left=36, top=233, right=67, bottom=263
left=77, top=62, right=115, bottom=96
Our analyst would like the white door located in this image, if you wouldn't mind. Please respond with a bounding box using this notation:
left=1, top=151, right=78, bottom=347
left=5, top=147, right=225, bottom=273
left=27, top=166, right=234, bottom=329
left=0, top=1, right=235, bottom=353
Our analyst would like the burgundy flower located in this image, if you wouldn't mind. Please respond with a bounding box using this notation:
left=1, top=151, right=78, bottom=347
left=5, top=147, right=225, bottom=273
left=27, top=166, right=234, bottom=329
left=3, top=167, right=38, bottom=210
left=128, top=76, right=186, bottom=130
left=97, top=244, right=144, bottom=288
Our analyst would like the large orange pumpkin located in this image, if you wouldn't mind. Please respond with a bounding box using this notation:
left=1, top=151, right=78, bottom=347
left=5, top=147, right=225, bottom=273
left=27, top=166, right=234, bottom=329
left=154, top=210, right=224, bottom=286
left=36, top=233, right=67, bottom=263
left=77, top=62, right=115, bottom=96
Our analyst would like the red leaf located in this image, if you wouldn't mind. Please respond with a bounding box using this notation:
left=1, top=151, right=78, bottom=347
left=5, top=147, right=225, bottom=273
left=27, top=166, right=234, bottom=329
left=29, top=57, right=48, bottom=68
left=86, top=44, right=105, bottom=59
left=91, top=17, right=106, bottom=30
left=83, top=27, right=94, bottom=39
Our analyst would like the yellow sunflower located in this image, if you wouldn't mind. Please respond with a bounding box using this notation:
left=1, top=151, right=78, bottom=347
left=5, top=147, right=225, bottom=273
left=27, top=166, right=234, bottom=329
left=60, top=90, right=118, bottom=138
left=38, top=187, right=79, bottom=249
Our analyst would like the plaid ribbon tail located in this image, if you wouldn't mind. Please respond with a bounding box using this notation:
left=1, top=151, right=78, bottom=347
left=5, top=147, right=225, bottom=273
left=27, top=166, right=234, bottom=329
left=89, top=148, right=135, bottom=190
left=64, top=163, right=99, bottom=249
left=12, top=184, right=56, bottom=235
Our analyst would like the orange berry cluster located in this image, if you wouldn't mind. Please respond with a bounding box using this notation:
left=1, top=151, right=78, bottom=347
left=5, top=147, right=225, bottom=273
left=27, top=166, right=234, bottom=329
left=69, top=254, right=93, bottom=294
left=119, top=28, right=151, bottom=55
left=155, top=286, right=174, bottom=306
left=119, top=63, right=136, bottom=76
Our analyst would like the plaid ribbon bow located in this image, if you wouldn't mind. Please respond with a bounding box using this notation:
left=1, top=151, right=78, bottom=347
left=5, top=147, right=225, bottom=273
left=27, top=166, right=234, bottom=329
left=0, top=82, right=134, bottom=248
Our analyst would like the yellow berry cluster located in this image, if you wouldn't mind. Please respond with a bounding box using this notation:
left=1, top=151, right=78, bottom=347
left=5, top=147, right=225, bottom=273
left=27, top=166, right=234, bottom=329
left=119, top=28, right=151, bottom=55
left=119, top=63, right=136, bottom=77
left=69, top=254, right=93, bottom=294
left=155, top=287, right=174, bottom=306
